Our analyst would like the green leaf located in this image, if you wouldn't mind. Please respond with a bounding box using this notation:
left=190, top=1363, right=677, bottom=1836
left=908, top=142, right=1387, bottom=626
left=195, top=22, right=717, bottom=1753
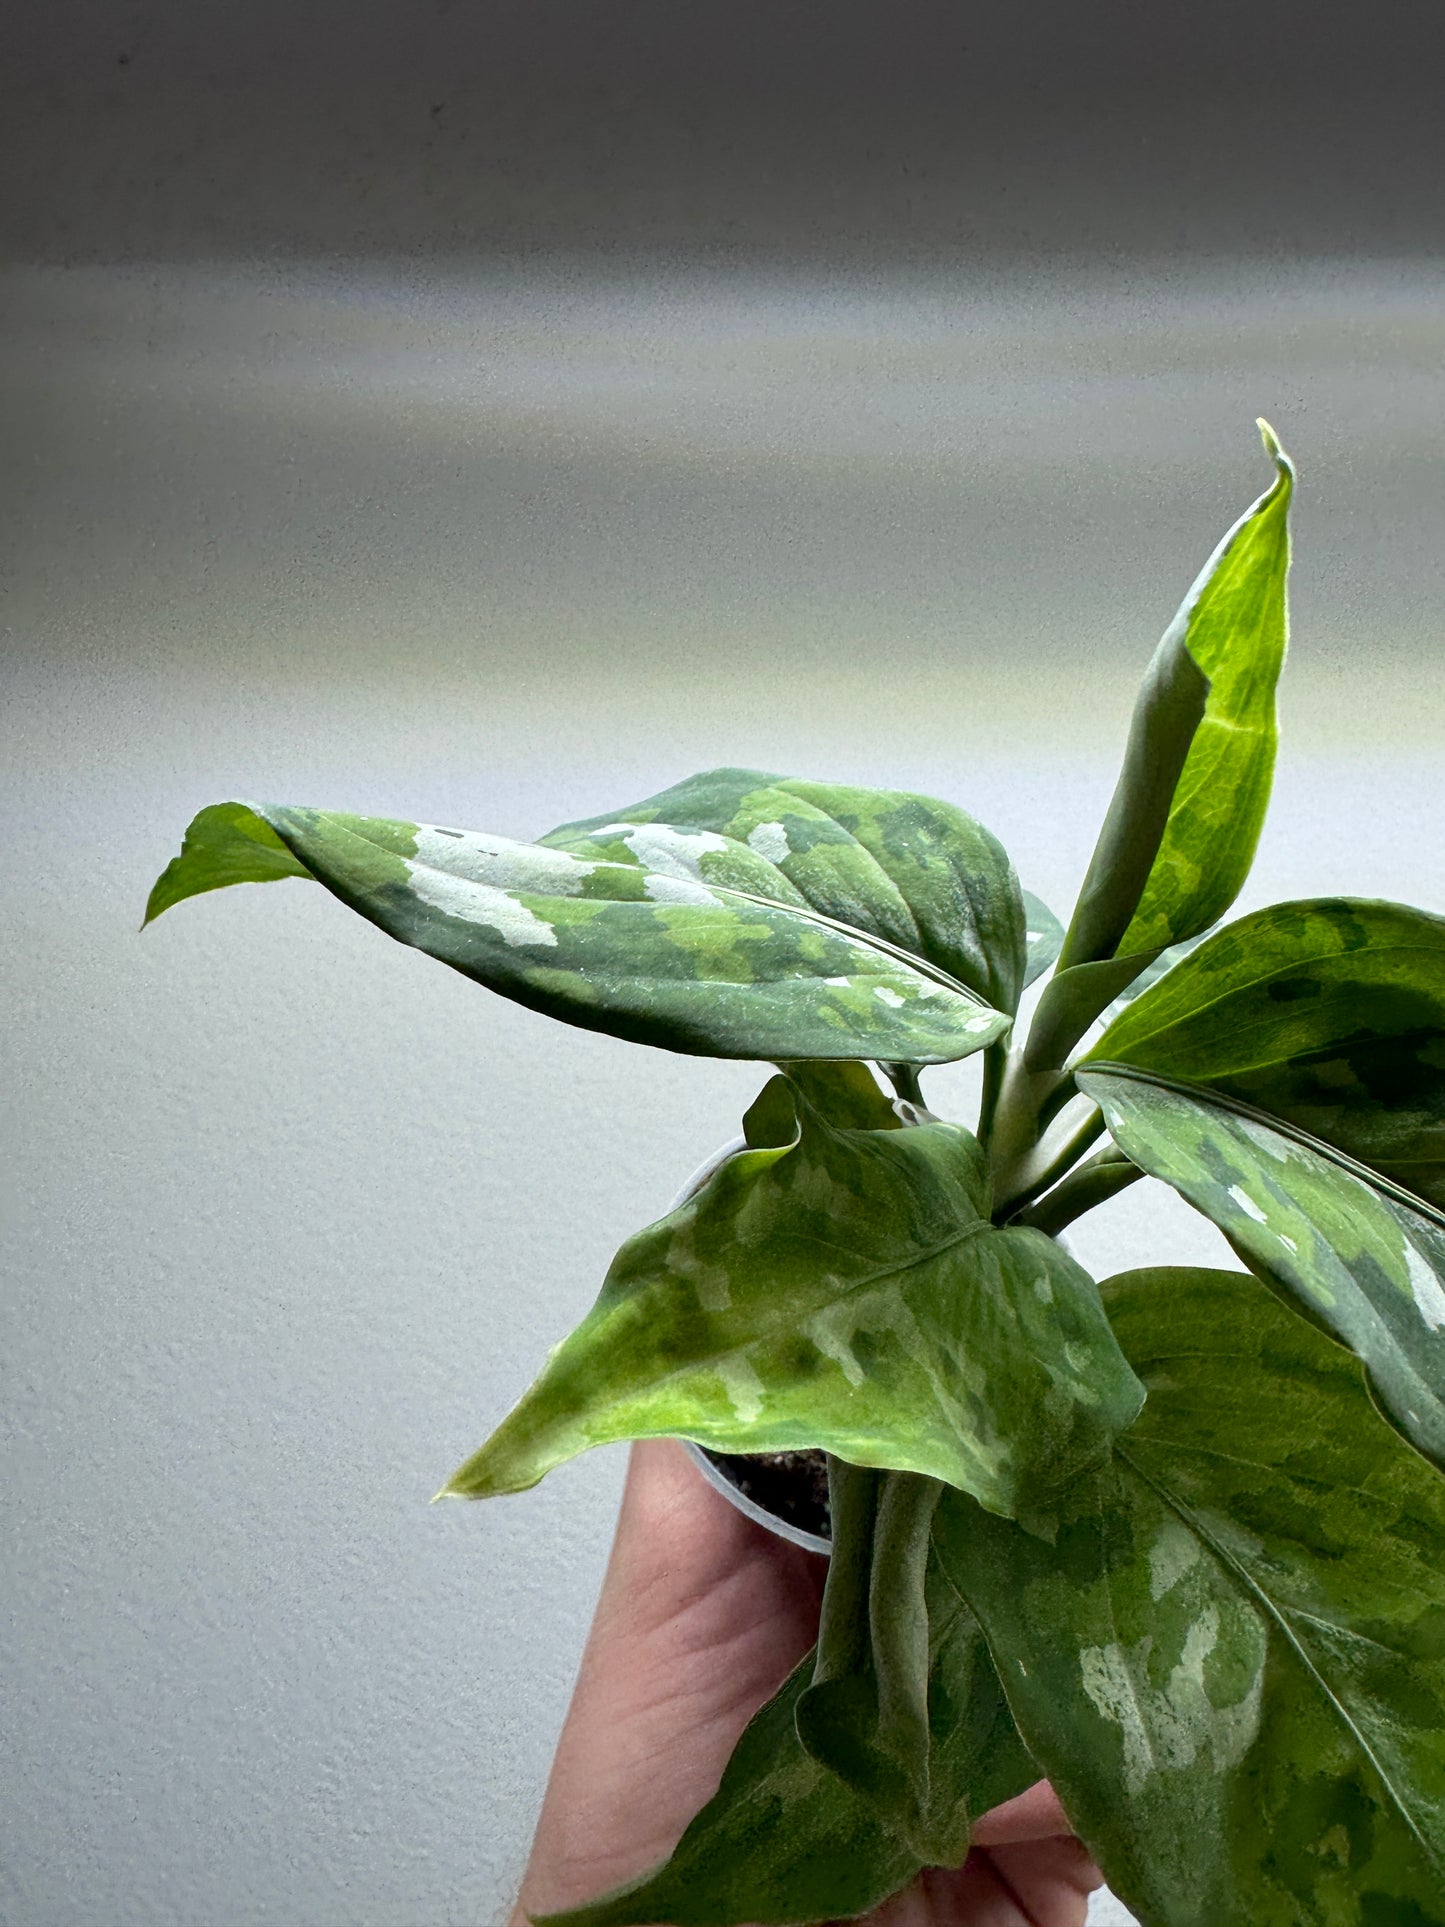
left=537, top=1562, right=1037, bottom=1927
left=767, top=1059, right=904, bottom=1134
left=1096, top=932, right=1211, bottom=1029
left=1090, top=898, right=1445, bottom=1210
left=1020, top=889, right=1065, bottom=990
left=1065, top=422, right=1293, bottom=967
left=142, top=801, right=310, bottom=924
left=917, top=1550, right=1040, bottom=1852
left=1031, top=424, right=1293, bottom=1067
left=1078, top=1066, right=1445, bottom=1474
left=537, top=1654, right=916, bottom=1927
left=542, top=768, right=1028, bottom=1013
left=145, top=802, right=1011, bottom=1066
left=933, top=1267, right=1445, bottom=1927
left=796, top=1467, right=965, bottom=1863
left=446, top=1071, right=1144, bottom=1514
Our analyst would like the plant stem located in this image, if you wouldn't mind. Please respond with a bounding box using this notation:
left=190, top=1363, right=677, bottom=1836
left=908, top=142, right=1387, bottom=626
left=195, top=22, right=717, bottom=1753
left=991, top=1089, right=1105, bottom=1220
left=1017, top=1147, right=1144, bottom=1236
left=986, top=1050, right=1068, bottom=1184
left=882, top=1062, right=925, bottom=1107
left=977, top=1041, right=1006, bottom=1144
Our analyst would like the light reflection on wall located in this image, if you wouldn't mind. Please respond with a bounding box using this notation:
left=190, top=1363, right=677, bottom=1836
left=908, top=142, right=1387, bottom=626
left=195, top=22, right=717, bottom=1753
left=5, top=258, right=1443, bottom=747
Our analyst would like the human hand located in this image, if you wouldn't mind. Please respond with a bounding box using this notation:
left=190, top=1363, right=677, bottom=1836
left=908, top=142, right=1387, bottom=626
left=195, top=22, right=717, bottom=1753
left=511, top=1440, right=1102, bottom=1927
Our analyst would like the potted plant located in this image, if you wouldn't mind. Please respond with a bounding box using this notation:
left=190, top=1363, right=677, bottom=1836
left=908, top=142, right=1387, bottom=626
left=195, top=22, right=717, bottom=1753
left=143, top=423, right=1445, bottom=1927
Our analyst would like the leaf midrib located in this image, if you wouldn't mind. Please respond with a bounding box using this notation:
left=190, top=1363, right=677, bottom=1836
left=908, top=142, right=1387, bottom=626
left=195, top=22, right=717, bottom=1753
left=325, top=809, right=994, bottom=1011
left=723, top=885, right=985, bottom=1004
left=1119, top=1446, right=1443, bottom=1874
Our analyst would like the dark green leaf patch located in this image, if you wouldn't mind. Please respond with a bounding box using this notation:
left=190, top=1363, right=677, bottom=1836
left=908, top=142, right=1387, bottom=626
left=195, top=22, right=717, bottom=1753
left=1090, top=898, right=1445, bottom=1209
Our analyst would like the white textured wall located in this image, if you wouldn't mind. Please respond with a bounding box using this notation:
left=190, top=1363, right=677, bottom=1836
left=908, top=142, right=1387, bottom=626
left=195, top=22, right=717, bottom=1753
left=5, top=261, right=1442, bottom=1925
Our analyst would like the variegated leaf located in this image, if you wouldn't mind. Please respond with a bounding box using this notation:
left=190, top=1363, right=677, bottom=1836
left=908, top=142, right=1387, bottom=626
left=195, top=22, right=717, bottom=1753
left=445, top=1071, right=1144, bottom=1514
left=1090, top=897, right=1445, bottom=1209
left=1032, top=425, right=1293, bottom=1066
left=144, top=802, right=1011, bottom=1066
left=1079, top=1066, right=1445, bottom=1472
left=542, top=768, right=1029, bottom=1013
left=536, top=1551, right=1036, bottom=1927
left=934, top=1267, right=1445, bottom=1927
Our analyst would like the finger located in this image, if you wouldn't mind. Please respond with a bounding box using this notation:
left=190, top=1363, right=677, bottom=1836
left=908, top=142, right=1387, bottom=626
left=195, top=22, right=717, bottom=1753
left=983, top=1836, right=1104, bottom=1924
left=517, top=1442, right=826, bottom=1914
left=600, top=1439, right=828, bottom=1646
left=910, top=1851, right=1042, bottom=1927
left=970, top=1778, right=1074, bottom=1845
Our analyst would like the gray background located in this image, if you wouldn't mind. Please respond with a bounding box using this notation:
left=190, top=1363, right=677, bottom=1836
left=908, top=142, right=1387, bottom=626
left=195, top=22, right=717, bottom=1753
left=4, top=5, right=1444, bottom=1924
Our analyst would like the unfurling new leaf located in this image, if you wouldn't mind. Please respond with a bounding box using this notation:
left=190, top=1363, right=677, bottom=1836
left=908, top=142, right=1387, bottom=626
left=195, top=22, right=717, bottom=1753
left=1030, top=424, right=1294, bottom=1067
left=795, top=1466, right=963, bottom=1863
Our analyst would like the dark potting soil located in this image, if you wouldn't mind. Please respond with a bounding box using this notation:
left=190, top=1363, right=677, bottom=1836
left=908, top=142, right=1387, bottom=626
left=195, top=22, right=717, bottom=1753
left=701, top=1447, right=832, bottom=1541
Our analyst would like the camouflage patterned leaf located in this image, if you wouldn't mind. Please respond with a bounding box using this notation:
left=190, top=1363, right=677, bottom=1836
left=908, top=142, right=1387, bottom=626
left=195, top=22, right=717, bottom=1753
left=1032, top=425, right=1293, bottom=1067
left=536, top=1553, right=1037, bottom=1927
left=445, top=1072, right=1144, bottom=1513
left=933, top=1268, right=1445, bottom=1927
left=144, top=802, right=1011, bottom=1066
left=1078, top=1067, right=1445, bottom=1473
left=542, top=768, right=1029, bottom=1013
left=1089, top=898, right=1445, bottom=1209
left=535, top=1653, right=916, bottom=1927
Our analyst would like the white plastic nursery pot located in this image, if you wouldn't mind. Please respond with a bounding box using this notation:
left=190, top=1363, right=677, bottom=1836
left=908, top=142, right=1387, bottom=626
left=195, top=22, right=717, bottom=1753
left=684, top=1441, right=834, bottom=1554
left=667, top=1134, right=835, bottom=1555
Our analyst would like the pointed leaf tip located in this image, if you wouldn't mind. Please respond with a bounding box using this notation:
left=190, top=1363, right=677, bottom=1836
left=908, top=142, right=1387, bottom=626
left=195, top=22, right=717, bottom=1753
left=1256, top=417, right=1295, bottom=489
left=1036, top=414, right=1298, bottom=1061
left=143, top=800, right=312, bottom=926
